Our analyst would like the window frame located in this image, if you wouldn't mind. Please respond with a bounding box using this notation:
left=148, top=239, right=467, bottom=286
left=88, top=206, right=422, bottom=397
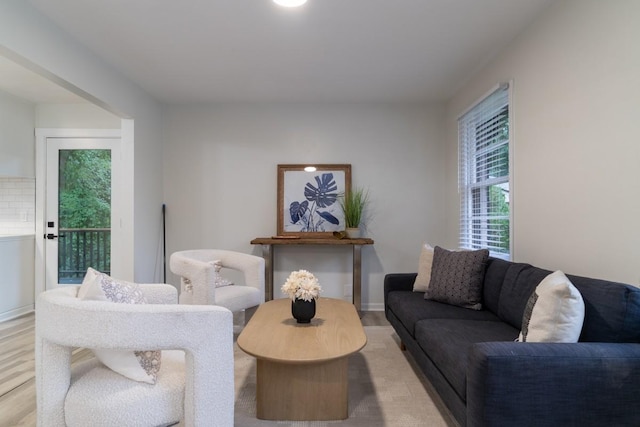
left=458, top=83, right=512, bottom=260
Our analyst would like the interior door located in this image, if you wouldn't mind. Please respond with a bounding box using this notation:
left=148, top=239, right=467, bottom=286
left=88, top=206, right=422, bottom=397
left=44, top=138, right=120, bottom=289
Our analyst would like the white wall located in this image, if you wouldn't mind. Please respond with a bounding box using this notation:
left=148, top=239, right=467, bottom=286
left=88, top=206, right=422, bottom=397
left=36, top=103, right=121, bottom=129
left=163, top=103, right=446, bottom=309
left=0, top=177, right=35, bottom=235
left=0, top=235, right=35, bottom=322
left=0, top=1, right=164, bottom=282
left=445, top=0, right=640, bottom=284
left=0, top=90, right=35, bottom=177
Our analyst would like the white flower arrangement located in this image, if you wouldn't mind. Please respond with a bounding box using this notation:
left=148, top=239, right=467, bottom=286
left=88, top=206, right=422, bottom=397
left=281, top=269, right=321, bottom=302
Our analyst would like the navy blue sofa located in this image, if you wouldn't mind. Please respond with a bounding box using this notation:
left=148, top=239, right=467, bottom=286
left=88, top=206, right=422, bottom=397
left=384, top=257, right=640, bottom=427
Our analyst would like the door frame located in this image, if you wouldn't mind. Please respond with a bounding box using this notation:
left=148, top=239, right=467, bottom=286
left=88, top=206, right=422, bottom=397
left=35, top=128, right=122, bottom=295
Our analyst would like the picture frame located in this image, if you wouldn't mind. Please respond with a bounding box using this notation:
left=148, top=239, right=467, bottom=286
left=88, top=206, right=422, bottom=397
left=277, top=164, right=351, bottom=238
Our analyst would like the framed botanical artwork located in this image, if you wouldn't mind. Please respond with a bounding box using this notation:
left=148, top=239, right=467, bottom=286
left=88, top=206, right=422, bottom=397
left=277, top=164, right=351, bottom=237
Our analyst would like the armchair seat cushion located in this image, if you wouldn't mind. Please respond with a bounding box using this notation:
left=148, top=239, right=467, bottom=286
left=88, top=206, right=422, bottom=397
left=65, top=350, right=185, bottom=427
left=214, top=285, right=262, bottom=313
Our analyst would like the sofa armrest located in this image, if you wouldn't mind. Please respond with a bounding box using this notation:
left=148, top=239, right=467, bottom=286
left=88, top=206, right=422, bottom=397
left=384, top=272, right=417, bottom=297
left=467, top=341, right=640, bottom=427
left=384, top=273, right=417, bottom=314
left=384, top=273, right=417, bottom=293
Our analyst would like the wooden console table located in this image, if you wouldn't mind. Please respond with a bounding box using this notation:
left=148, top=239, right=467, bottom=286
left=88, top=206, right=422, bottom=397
left=250, top=237, right=374, bottom=312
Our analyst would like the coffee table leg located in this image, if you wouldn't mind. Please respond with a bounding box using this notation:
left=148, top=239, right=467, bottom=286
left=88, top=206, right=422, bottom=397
left=256, top=358, right=349, bottom=421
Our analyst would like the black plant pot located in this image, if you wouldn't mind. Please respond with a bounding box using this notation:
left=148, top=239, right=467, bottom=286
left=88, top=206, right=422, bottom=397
left=291, top=298, right=316, bottom=323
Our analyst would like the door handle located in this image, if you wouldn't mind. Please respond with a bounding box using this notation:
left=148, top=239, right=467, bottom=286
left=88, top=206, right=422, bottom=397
left=44, top=233, right=64, bottom=240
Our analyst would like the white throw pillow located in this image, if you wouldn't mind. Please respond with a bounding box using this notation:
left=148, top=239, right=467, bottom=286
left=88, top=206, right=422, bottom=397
left=413, top=243, right=434, bottom=292
left=79, top=268, right=161, bottom=384
left=518, top=270, right=585, bottom=343
left=77, top=266, right=100, bottom=300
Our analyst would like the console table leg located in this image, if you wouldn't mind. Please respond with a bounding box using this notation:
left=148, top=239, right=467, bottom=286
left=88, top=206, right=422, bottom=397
left=262, top=244, right=274, bottom=301
left=353, top=245, right=362, bottom=312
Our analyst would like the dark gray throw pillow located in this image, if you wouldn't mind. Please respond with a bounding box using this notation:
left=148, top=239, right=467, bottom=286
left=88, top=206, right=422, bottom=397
left=424, top=246, right=489, bottom=310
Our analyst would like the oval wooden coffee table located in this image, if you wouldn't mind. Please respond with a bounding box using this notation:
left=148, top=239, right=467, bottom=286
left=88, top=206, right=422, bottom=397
left=237, top=297, right=367, bottom=421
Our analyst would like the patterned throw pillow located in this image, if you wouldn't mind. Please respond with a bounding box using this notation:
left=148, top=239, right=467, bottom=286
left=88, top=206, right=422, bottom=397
left=79, top=268, right=162, bottom=384
left=424, top=246, right=489, bottom=310
left=212, top=260, right=234, bottom=288
left=413, top=243, right=434, bottom=292
left=518, top=270, right=585, bottom=342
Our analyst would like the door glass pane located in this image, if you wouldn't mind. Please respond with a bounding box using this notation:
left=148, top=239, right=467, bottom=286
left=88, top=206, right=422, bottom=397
left=58, top=149, right=111, bottom=283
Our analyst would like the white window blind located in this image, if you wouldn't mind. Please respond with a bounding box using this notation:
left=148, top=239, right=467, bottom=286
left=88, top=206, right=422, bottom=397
left=458, top=84, right=511, bottom=259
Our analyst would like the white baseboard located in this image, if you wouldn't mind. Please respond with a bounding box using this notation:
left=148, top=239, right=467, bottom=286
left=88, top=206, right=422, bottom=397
left=0, top=305, right=34, bottom=323
left=362, top=302, right=384, bottom=311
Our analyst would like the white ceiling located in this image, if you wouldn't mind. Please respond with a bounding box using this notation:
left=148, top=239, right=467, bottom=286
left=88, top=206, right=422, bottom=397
left=0, top=55, right=87, bottom=104
left=19, top=0, right=556, bottom=104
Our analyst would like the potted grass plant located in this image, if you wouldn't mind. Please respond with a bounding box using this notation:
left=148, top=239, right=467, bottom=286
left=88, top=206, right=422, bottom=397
left=339, top=186, right=369, bottom=238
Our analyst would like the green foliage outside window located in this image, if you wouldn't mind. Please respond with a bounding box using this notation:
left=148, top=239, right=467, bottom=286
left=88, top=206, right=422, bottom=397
left=59, top=150, right=111, bottom=229
left=488, top=185, right=509, bottom=254
left=57, top=149, right=112, bottom=281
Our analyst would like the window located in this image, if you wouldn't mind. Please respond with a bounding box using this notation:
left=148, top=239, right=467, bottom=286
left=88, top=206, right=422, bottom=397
left=458, top=84, right=511, bottom=259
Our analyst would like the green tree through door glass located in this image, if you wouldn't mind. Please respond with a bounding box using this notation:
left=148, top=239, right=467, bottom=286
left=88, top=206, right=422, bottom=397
left=58, top=149, right=111, bottom=283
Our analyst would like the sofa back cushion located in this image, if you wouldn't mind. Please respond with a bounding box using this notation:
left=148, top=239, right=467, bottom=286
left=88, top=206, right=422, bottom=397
left=494, top=261, right=640, bottom=343
left=482, top=258, right=512, bottom=316
left=497, top=263, right=549, bottom=329
left=567, top=274, right=640, bottom=343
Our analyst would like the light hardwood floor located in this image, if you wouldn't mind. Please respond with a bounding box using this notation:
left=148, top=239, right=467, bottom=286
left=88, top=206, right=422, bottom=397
left=0, top=310, right=388, bottom=426
left=0, top=314, right=92, bottom=426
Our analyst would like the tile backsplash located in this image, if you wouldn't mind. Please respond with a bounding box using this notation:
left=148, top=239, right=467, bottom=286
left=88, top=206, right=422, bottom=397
left=0, top=177, right=35, bottom=235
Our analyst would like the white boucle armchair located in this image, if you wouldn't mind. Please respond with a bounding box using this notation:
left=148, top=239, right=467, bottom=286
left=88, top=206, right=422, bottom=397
left=35, top=284, right=234, bottom=427
left=170, top=250, right=265, bottom=321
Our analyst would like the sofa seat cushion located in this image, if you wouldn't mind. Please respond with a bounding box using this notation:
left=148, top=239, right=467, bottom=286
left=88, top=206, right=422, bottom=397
left=387, top=291, right=501, bottom=336
left=415, top=319, right=519, bottom=401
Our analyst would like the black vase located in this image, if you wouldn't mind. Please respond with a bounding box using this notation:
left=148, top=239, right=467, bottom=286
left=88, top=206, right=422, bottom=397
left=291, top=298, right=316, bottom=323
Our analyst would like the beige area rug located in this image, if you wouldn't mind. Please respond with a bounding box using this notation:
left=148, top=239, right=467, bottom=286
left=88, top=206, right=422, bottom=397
left=233, top=326, right=458, bottom=427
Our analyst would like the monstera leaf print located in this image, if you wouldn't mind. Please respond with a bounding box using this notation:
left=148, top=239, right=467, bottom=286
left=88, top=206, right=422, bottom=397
left=289, top=201, right=309, bottom=224
left=317, top=211, right=339, bottom=225
left=304, top=173, right=338, bottom=208
left=286, top=171, right=342, bottom=232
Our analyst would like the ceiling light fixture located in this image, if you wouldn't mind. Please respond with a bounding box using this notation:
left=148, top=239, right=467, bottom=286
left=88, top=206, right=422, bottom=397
left=273, top=0, right=307, bottom=7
